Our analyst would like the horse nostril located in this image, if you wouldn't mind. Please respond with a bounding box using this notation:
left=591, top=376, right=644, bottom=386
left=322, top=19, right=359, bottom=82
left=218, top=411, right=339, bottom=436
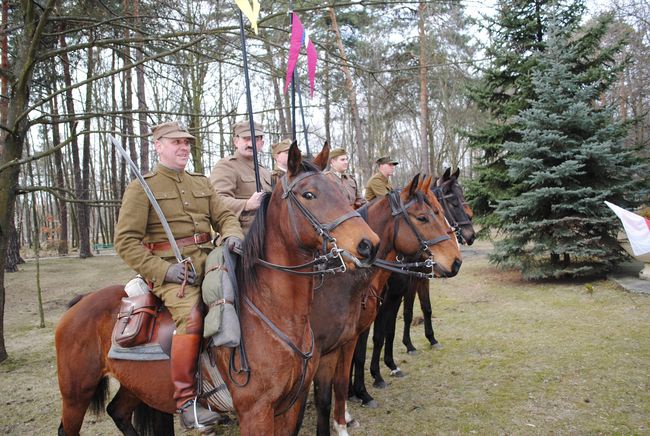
left=357, top=238, right=373, bottom=259
left=452, top=259, right=462, bottom=276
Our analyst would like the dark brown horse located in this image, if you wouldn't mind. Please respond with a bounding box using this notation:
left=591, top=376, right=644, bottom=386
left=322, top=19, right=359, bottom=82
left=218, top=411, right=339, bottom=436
left=309, top=175, right=462, bottom=435
left=369, top=168, right=476, bottom=393
left=55, top=143, right=380, bottom=435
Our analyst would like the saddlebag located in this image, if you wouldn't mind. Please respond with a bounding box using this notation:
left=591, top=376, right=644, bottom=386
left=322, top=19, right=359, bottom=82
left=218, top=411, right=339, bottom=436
left=113, top=292, right=161, bottom=348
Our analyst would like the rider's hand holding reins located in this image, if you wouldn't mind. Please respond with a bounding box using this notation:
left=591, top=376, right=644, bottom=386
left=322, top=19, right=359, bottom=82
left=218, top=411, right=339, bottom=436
left=165, top=262, right=196, bottom=285
left=224, top=236, right=243, bottom=255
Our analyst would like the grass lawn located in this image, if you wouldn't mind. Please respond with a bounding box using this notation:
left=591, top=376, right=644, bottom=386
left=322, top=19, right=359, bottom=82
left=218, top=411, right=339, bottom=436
left=1, top=241, right=648, bottom=435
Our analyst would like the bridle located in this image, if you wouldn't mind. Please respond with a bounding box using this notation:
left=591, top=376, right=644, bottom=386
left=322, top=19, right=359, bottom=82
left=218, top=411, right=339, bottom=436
left=432, top=179, right=473, bottom=230
left=224, top=169, right=370, bottom=414
left=256, top=170, right=369, bottom=276
left=371, top=190, right=452, bottom=279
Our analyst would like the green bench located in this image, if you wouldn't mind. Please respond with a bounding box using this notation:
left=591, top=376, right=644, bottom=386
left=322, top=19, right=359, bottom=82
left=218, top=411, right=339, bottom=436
left=93, top=243, right=114, bottom=253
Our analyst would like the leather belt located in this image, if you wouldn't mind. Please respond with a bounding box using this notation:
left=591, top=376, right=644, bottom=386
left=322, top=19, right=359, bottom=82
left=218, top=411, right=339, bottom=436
left=144, top=232, right=211, bottom=252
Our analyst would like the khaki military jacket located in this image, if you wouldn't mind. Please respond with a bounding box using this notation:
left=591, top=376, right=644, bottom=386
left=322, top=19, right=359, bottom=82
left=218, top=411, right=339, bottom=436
left=271, top=167, right=286, bottom=189
left=324, top=170, right=366, bottom=209
left=364, top=171, right=392, bottom=201
left=114, top=164, right=244, bottom=286
left=209, top=150, right=272, bottom=234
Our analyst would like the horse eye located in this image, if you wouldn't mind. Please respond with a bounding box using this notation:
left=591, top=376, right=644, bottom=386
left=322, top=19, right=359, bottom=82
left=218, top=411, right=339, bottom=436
left=416, top=215, right=429, bottom=223
left=302, top=192, right=316, bottom=200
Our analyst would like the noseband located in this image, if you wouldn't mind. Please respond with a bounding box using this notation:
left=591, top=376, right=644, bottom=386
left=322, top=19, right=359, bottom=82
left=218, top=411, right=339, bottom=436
left=256, top=170, right=365, bottom=275
left=372, top=190, right=451, bottom=279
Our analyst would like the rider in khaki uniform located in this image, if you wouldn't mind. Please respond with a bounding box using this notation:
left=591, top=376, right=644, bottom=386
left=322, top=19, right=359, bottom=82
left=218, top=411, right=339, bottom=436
left=209, top=120, right=272, bottom=235
left=364, top=155, right=399, bottom=201
left=270, top=138, right=291, bottom=187
left=114, top=121, right=244, bottom=430
left=324, top=148, right=366, bottom=209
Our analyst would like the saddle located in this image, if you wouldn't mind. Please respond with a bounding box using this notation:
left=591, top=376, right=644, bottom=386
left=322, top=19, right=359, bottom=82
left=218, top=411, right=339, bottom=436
left=109, top=294, right=175, bottom=360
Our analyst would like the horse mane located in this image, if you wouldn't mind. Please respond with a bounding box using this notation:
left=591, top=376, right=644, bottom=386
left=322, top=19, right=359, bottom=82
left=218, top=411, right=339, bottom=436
left=66, top=293, right=87, bottom=309
left=237, top=159, right=321, bottom=292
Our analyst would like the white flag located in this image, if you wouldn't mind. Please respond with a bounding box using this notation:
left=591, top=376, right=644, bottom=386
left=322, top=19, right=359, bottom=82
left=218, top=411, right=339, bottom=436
left=605, top=201, right=650, bottom=256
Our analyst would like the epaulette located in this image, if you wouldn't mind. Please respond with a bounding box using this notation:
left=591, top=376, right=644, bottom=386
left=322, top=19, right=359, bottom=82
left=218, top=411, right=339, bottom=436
left=143, top=170, right=156, bottom=179
left=187, top=171, right=207, bottom=178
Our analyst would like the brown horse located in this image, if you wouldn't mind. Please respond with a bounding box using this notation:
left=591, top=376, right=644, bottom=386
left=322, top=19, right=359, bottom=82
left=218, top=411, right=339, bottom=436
left=55, top=143, right=380, bottom=435
left=309, top=175, right=462, bottom=435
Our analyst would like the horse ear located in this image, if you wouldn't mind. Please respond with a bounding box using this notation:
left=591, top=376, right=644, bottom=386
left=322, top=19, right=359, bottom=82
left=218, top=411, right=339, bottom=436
left=422, top=175, right=433, bottom=192
left=313, top=141, right=330, bottom=171
left=443, top=167, right=451, bottom=180
left=287, top=140, right=302, bottom=177
left=404, top=173, right=420, bottom=198
left=453, top=168, right=460, bottom=179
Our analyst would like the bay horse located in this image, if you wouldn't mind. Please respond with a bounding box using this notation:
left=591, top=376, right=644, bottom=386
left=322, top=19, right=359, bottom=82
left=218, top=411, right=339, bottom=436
left=310, top=175, right=462, bottom=435
left=369, top=167, right=476, bottom=391
left=55, top=143, right=380, bottom=435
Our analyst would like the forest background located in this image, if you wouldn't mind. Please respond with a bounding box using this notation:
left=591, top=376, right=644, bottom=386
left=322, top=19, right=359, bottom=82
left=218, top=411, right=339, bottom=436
left=0, top=0, right=648, bottom=362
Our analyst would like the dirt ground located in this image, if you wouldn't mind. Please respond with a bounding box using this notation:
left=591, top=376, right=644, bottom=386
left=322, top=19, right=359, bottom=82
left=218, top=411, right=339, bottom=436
left=1, top=241, right=649, bottom=435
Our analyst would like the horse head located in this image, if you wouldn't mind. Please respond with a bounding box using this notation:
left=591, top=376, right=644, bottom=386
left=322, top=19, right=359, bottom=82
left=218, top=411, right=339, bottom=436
left=389, top=174, right=462, bottom=278
left=435, top=167, right=475, bottom=245
left=266, top=140, right=379, bottom=271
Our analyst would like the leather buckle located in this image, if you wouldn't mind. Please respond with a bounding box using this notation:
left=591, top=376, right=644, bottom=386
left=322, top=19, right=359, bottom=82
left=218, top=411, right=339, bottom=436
left=193, top=233, right=203, bottom=245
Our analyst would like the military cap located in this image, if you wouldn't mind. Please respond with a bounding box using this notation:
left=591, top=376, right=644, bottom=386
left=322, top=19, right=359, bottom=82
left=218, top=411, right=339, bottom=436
left=151, top=121, right=195, bottom=141
left=233, top=119, right=264, bottom=138
left=272, top=138, right=292, bottom=157
left=376, top=156, right=399, bottom=165
left=329, top=148, right=347, bottom=160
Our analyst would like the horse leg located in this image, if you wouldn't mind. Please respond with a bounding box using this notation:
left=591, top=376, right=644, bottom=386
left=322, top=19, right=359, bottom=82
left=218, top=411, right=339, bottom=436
left=348, top=329, right=376, bottom=407
left=57, top=353, right=107, bottom=436
left=382, top=292, right=404, bottom=377
left=106, top=386, right=141, bottom=436
left=273, top=388, right=310, bottom=436
left=332, top=341, right=361, bottom=435
left=402, top=285, right=418, bottom=354
left=313, top=352, right=337, bottom=436
left=239, top=405, right=274, bottom=436
left=417, top=279, right=439, bottom=347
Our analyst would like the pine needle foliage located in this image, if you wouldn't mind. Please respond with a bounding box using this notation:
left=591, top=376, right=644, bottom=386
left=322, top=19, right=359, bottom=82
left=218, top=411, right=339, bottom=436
left=490, top=12, right=647, bottom=279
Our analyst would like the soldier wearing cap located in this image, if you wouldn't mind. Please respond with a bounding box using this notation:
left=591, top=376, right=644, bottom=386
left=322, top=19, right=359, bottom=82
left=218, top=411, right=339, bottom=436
left=114, top=121, right=244, bottom=429
left=365, top=155, right=399, bottom=201
left=209, top=119, right=272, bottom=235
left=324, top=148, right=366, bottom=209
left=270, top=138, right=292, bottom=187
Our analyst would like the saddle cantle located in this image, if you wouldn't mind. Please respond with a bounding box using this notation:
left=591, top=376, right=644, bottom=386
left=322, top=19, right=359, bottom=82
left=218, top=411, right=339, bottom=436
left=108, top=293, right=174, bottom=361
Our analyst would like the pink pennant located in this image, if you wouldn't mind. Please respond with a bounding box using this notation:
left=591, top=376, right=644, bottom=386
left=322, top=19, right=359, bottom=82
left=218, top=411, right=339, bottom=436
left=284, top=13, right=304, bottom=94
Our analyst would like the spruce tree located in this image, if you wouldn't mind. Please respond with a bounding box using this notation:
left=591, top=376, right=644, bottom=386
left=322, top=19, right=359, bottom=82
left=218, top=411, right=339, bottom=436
left=465, top=0, right=583, bottom=234
left=491, top=13, right=646, bottom=279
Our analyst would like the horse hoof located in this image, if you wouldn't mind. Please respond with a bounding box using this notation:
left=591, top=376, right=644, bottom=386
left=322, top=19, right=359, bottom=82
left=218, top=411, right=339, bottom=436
left=407, top=349, right=418, bottom=355
left=348, top=395, right=362, bottom=403
left=431, top=343, right=443, bottom=350
left=373, top=380, right=387, bottom=389
left=390, top=369, right=405, bottom=378
left=347, top=419, right=360, bottom=428
left=362, top=399, right=379, bottom=408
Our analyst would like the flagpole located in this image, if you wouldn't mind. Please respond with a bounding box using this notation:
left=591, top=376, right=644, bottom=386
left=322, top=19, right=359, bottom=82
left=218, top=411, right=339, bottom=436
left=290, top=11, right=297, bottom=143
left=295, top=77, right=311, bottom=157
left=238, top=9, right=262, bottom=192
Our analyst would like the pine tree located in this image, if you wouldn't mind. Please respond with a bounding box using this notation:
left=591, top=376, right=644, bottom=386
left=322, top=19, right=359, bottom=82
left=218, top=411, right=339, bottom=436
left=465, top=0, right=583, bottom=234
left=491, top=13, right=646, bottom=279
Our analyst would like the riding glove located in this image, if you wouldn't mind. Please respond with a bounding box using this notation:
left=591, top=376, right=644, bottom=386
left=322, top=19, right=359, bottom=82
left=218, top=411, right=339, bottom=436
left=165, top=262, right=196, bottom=285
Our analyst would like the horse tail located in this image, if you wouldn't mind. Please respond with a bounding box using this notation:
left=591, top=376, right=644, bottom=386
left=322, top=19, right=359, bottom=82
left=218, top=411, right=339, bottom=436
left=66, top=293, right=88, bottom=309
left=133, top=403, right=174, bottom=436
left=88, top=376, right=110, bottom=416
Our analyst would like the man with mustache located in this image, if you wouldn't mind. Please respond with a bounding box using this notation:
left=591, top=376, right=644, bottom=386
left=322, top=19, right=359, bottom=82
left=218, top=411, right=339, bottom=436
left=210, top=119, right=272, bottom=235
left=114, top=121, right=244, bottom=429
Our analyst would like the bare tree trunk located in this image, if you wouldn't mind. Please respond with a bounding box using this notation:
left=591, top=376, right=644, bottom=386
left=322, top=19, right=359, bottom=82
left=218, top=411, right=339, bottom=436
left=0, top=0, right=56, bottom=363
left=5, top=220, right=23, bottom=272
left=265, top=38, right=289, bottom=139
left=51, top=88, right=68, bottom=254
left=418, top=2, right=431, bottom=175
left=324, top=48, right=331, bottom=145
left=134, top=0, right=149, bottom=173
left=123, top=0, right=137, bottom=170
left=328, top=6, right=369, bottom=179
